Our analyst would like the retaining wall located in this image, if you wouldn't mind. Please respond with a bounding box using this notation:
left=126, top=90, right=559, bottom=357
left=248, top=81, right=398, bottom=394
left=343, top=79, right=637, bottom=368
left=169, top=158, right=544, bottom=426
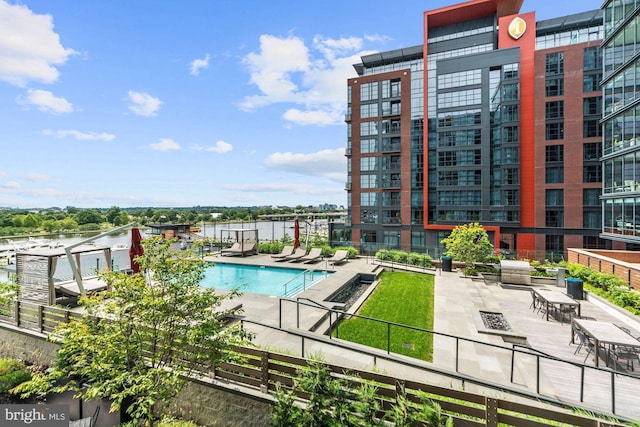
left=0, top=323, right=273, bottom=426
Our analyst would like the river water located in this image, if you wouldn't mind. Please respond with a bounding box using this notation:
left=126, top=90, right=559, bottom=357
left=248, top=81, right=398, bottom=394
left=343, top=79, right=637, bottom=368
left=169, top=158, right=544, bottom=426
left=0, top=219, right=328, bottom=282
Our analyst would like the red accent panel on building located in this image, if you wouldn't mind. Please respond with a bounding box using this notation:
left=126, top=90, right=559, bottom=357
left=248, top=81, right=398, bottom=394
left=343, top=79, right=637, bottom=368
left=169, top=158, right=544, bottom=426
left=499, top=12, right=536, bottom=254
left=425, top=0, right=523, bottom=29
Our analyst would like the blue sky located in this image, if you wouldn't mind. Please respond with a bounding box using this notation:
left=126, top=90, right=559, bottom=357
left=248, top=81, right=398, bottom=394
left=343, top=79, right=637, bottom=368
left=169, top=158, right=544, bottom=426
left=0, top=0, right=602, bottom=209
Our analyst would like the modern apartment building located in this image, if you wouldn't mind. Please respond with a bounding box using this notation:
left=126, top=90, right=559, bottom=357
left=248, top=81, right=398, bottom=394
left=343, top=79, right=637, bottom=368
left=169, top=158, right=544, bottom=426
left=600, top=0, right=640, bottom=247
left=344, top=0, right=610, bottom=260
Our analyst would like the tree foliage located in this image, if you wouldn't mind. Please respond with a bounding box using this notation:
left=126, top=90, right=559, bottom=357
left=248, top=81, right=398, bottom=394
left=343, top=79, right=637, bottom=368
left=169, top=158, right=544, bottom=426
left=441, top=222, right=493, bottom=268
left=271, top=359, right=452, bottom=426
left=14, top=238, right=251, bottom=426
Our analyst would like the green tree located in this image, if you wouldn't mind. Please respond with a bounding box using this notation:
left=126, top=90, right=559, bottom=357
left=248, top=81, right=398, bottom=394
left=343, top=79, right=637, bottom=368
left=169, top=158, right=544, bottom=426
left=73, top=209, right=105, bottom=225
left=105, top=206, right=122, bottom=225
left=22, top=213, right=40, bottom=228
left=15, top=238, right=251, bottom=426
left=114, top=211, right=130, bottom=226
left=441, top=222, right=493, bottom=271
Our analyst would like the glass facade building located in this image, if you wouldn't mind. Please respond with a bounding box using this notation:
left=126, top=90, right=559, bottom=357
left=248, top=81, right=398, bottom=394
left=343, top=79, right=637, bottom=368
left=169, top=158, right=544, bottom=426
left=601, top=0, right=640, bottom=245
left=345, top=0, right=608, bottom=259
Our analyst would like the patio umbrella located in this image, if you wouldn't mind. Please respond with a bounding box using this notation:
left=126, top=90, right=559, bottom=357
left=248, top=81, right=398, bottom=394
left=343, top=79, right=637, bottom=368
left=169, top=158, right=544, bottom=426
left=293, top=218, right=300, bottom=249
left=129, top=227, right=144, bottom=274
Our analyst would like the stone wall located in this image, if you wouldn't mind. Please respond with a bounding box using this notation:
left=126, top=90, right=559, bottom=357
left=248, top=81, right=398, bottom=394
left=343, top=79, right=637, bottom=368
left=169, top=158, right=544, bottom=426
left=0, top=323, right=274, bottom=426
left=0, top=324, right=59, bottom=365
left=163, top=379, right=273, bottom=426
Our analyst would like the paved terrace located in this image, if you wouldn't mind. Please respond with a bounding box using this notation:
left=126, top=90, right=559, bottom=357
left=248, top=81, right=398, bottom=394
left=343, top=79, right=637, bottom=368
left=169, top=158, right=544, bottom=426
left=205, top=253, right=640, bottom=420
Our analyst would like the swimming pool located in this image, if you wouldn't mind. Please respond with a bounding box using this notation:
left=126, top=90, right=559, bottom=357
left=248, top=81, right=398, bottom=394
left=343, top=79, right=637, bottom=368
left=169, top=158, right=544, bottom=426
left=200, top=263, right=331, bottom=297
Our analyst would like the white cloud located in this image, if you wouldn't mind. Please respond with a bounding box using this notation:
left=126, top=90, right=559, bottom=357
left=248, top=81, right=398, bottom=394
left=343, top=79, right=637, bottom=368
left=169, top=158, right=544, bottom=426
left=192, top=140, right=233, bottom=153
left=19, top=89, right=73, bottom=114
left=0, top=181, right=20, bottom=190
left=42, top=129, right=115, bottom=141
left=128, top=91, right=162, bottom=117
left=264, top=148, right=346, bottom=180
left=24, top=173, right=50, bottom=182
left=189, top=53, right=210, bottom=76
left=0, top=1, right=76, bottom=87
left=239, top=33, right=377, bottom=127
left=239, top=34, right=310, bottom=111
left=282, top=109, right=340, bottom=126
left=150, top=138, right=180, bottom=151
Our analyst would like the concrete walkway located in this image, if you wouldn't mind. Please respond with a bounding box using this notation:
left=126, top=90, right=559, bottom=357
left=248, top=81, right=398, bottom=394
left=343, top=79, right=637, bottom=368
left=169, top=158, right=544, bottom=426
left=206, top=253, right=640, bottom=420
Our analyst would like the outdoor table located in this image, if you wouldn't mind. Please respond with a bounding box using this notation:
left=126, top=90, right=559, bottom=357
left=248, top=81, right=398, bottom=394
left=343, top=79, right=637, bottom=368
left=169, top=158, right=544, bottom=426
left=533, top=288, right=580, bottom=322
left=571, top=319, right=640, bottom=367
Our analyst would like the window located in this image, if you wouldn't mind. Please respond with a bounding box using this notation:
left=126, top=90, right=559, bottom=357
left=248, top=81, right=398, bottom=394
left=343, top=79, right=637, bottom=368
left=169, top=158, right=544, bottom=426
left=545, top=235, right=564, bottom=260
left=583, top=46, right=602, bottom=71
left=583, top=73, right=601, bottom=92
left=546, top=210, right=564, bottom=227
left=583, top=120, right=602, bottom=138
left=583, top=97, right=602, bottom=115
left=360, top=103, right=378, bottom=118
left=360, top=139, right=378, bottom=153
left=546, top=189, right=564, bottom=206
left=546, top=52, right=564, bottom=75
left=360, top=157, right=379, bottom=171
left=502, top=105, right=519, bottom=122
left=381, top=119, right=401, bottom=134
left=583, top=211, right=601, bottom=229
left=583, top=142, right=601, bottom=160
left=546, top=122, right=564, bottom=140
left=545, top=145, right=564, bottom=163
left=503, top=126, right=519, bottom=143
left=545, top=101, right=564, bottom=119
left=504, top=168, right=519, bottom=185
left=360, top=82, right=378, bottom=101
left=546, top=166, right=564, bottom=183
left=360, top=192, right=378, bottom=207
left=360, top=209, right=378, bottom=224
left=360, top=174, right=378, bottom=189
left=583, top=188, right=600, bottom=205
left=583, top=165, right=602, bottom=182
left=360, top=121, right=379, bottom=136
left=545, top=78, right=564, bottom=96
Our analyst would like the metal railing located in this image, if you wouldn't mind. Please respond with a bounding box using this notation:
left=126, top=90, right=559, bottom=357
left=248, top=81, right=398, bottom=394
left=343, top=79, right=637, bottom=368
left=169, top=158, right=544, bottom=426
left=0, top=299, right=633, bottom=425
left=275, top=298, right=640, bottom=417
left=282, top=266, right=331, bottom=297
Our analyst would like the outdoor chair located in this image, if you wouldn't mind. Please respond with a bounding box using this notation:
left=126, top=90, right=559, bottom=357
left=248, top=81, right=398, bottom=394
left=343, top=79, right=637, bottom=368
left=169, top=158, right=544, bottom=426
left=574, top=328, right=596, bottom=363
left=612, top=345, right=639, bottom=371
left=271, top=245, right=294, bottom=259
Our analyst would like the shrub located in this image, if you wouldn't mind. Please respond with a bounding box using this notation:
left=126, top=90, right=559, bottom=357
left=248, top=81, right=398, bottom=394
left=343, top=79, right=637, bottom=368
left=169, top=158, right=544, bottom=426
left=258, top=241, right=284, bottom=254
left=0, top=359, right=32, bottom=394
left=333, top=246, right=358, bottom=259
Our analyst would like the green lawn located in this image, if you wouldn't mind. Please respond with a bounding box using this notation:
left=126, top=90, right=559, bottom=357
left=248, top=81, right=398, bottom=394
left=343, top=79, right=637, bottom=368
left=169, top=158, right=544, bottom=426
left=334, top=271, right=435, bottom=361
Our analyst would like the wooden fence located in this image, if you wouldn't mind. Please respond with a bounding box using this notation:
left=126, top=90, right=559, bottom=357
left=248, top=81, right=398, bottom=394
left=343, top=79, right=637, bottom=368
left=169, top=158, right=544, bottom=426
left=0, top=300, right=630, bottom=427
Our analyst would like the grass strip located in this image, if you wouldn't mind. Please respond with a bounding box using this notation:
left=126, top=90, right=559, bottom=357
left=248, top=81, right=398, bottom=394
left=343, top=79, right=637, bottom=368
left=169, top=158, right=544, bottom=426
left=335, top=271, right=434, bottom=361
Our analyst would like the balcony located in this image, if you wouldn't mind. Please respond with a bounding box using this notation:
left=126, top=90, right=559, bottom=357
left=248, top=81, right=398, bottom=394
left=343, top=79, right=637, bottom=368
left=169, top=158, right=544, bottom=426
left=382, top=179, right=401, bottom=189
left=344, top=113, right=351, bottom=122
left=381, top=143, right=401, bottom=153
left=345, top=182, right=352, bottom=191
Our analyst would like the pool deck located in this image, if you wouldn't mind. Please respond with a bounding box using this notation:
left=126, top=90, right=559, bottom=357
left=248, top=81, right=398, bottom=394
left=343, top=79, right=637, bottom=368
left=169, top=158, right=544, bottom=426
left=205, top=253, right=640, bottom=420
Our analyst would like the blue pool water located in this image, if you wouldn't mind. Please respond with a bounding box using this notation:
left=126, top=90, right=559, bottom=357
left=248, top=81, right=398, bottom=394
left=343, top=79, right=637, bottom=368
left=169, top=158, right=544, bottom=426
left=200, top=263, right=331, bottom=296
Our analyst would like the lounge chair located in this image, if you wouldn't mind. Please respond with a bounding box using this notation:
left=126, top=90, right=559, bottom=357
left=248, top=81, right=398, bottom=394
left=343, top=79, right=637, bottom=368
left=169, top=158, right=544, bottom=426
left=271, top=245, right=294, bottom=259
left=278, top=247, right=306, bottom=262
left=222, top=242, right=256, bottom=257
left=298, top=247, right=323, bottom=263
left=327, top=249, right=349, bottom=265
left=221, top=242, right=241, bottom=254
left=55, top=277, right=108, bottom=298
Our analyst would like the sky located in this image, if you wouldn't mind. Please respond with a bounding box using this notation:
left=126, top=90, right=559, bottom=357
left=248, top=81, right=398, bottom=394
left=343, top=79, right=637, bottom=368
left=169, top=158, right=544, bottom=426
left=0, top=0, right=603, bottom=209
